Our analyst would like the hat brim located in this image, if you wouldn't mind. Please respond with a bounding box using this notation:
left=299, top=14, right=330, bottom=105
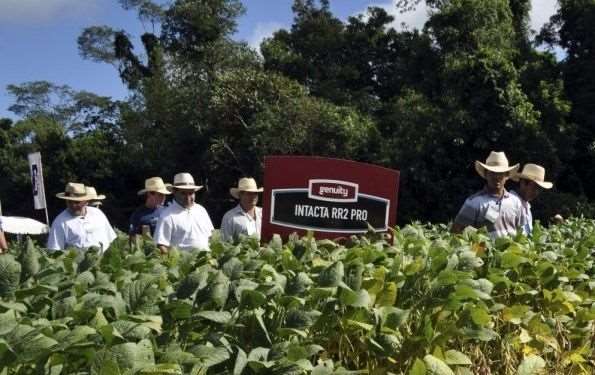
left=512, top=173, right=553, bottom=189
left=230, top=187, right=264, bottom=199
left=475, top=161, right=519, bottom=179
left=137, top=187, right=172, bottom=195
left=167, top=185, right=203, bottom=192
left=56, top=193, right=92, bottom=201
left=92, top=194, right=106, bottom=200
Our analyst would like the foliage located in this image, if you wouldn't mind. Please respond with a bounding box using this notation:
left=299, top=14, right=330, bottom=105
left=1, top=0, right=594, bottom=228
left=1, top=220, right=594, bottom=374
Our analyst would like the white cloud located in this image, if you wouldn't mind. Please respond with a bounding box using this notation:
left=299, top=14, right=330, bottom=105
left=0, top=0, right=100, bottom=24
left=529, top=0, right=557, bottom=33
left=353, top=1, right=428, bottom=31
left=247, top=21, right=286, bottom=52
left=355, top=0, right=557, bottom=33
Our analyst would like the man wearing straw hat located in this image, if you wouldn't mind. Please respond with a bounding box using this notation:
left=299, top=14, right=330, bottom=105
left=452, top=151, right=523, bottom=238
left=47, top=183, right=117, bottom=252
left=221, top=177, right=264, bottom=242
left=511, top=164, right=553, bottom=235
left=86, top=186, right=106, bottom=208
left=153, top=173, right=214, bottom=253
left=129, top=177, right=171, bottom=241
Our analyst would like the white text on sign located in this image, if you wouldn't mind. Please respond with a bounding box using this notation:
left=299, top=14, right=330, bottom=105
left=294, top=204, right=368, bottom=220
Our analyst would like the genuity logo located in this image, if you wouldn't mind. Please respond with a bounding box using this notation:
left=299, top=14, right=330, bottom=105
left=308, top=179, right=358, bottom=202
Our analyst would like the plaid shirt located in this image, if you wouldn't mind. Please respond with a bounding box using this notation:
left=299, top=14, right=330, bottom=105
left=510, top=190, right=532, bottom=235
left=454, top=188, right=523, bottom=238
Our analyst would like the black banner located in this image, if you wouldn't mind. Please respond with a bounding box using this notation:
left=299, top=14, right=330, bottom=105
left=271, top=189, right=389, bottom=233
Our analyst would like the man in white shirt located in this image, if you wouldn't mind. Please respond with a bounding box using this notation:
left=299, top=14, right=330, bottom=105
left=153, top=173, right=214, bottom=253
left=47, top=183, right=117, bottom=252
left=511, top=163, right=553, bottom=235
left=221, top=177, right=263, bottom=243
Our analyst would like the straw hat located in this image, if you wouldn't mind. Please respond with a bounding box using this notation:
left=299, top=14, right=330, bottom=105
left=230, top=177, right=263, bottom=199
left=512, top=163, right=553, bottom=189
left=56, top=182, right=93, bottom=201
left=168, top=173, right=203, bottom=191
left=137, top=177, right=172, bottom=195
left=86, top=187, right=106, bottom=200
left=474, top=151, right=519, bottom=179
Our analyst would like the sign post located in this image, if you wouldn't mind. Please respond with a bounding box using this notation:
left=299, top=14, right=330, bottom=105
left=261, top=156, right=399, bottom=240
left=27, top=152, right=49, bottom=225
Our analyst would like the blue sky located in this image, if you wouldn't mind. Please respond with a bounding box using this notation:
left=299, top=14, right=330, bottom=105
left=0, top=0, right=558, bottom=120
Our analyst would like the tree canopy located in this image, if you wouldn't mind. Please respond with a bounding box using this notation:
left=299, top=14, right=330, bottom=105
left=1, top=0, right=592, bottom=227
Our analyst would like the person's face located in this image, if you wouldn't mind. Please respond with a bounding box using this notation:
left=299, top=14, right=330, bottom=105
left=519, top=179, right=540, bottom=202
left=485, top=171, right=509, bottom=193
left=174, top=189, right=195, bottom=208
left=147, top=191, right=166, bottom=207
left=67, top=200, right=88, bottom=216
left=239, top=191, right=258, bottom=210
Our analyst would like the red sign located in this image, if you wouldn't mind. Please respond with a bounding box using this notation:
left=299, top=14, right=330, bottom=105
left=262, top=156, right=399, bottom=240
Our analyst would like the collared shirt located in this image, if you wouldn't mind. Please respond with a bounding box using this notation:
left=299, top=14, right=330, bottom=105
left=220, top=204, right=262, bottom=242
left=129, top=205, right=165, bottom=236
left=454, top=188, right=523, bottom=238
left=153, top=200, right=214, bottom=251
left=510, top=190, right=532, bottom=235
left=47, top=207, right=117, bottom=252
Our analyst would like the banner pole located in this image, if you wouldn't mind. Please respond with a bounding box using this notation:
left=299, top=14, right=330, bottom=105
left=28, top=151, right=50, bottom=225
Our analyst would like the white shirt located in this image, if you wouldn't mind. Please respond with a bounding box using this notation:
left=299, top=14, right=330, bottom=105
left=47, top=206, right=117, bottom=252
left=220, top=204, right=262, bottom=242
left=153, top=200, right=214, bottom=251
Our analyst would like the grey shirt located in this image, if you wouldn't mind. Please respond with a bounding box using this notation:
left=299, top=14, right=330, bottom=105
left=220, top=205, right=262, bottom=242
left=454, top=188, right=523, bottom=238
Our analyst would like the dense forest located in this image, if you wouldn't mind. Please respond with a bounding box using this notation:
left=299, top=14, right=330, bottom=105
left=1, top=0, right=594, bottom=229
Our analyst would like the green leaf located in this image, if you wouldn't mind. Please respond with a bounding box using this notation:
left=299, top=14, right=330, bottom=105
left=191, top=345, right=230, bottom=368
left=340, top=288, right=370, bottom=308
left=0, top=254, right=22, bottom=297
left=210, top=273, right=230, bottom=308
left=502, top=305, right=530, bottom=325
left=501, top=251, right=529, bottom=269
left=121, top=275, right=159, bottom=313
left=424, top=354, right=455, bottom=375
left=19, top=238, right=40, bottom=281
left=0, top=309, right=18, bottom=335
left=222, top=257, right=244, bottom=280
left=318, top=261, right=344, bottom=287
left=469, top=306, right=491, bottom=326
left=240, top=289, right=267, bottom=310
left=517, top=355, right=546, bottom=375
left=444, top=350, right=472, bottom=365
left=195, top=310, right=232, bottom=324
left=409, top=358, right=426, bottom=375
left=233, top=347, right=247, bottom=375
left=108, top=339, right=155, bottom=371
left=376, top=282, right=397, bottom=306
left=137, top=364, right=183, bottom=374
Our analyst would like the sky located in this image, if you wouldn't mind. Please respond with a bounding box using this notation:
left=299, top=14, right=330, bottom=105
left=0, top=0, right=559, bottom=120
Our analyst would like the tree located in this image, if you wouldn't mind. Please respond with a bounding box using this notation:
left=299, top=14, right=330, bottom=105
left=539, top=0, right=595, bottom=198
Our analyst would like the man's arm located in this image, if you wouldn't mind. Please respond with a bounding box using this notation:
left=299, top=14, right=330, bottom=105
left=452, top=198, right=476, bottom=234
left=0, top=230, right=8, bottom=252
left=153, top=216, right=171, bottom=255
left=158, top=244, right=169, bottom=254
left=451, top=222, right=466, bottom=234
left=47, top=222, right=65, bottom=251
left=220, top=211, right=234, bottom=242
